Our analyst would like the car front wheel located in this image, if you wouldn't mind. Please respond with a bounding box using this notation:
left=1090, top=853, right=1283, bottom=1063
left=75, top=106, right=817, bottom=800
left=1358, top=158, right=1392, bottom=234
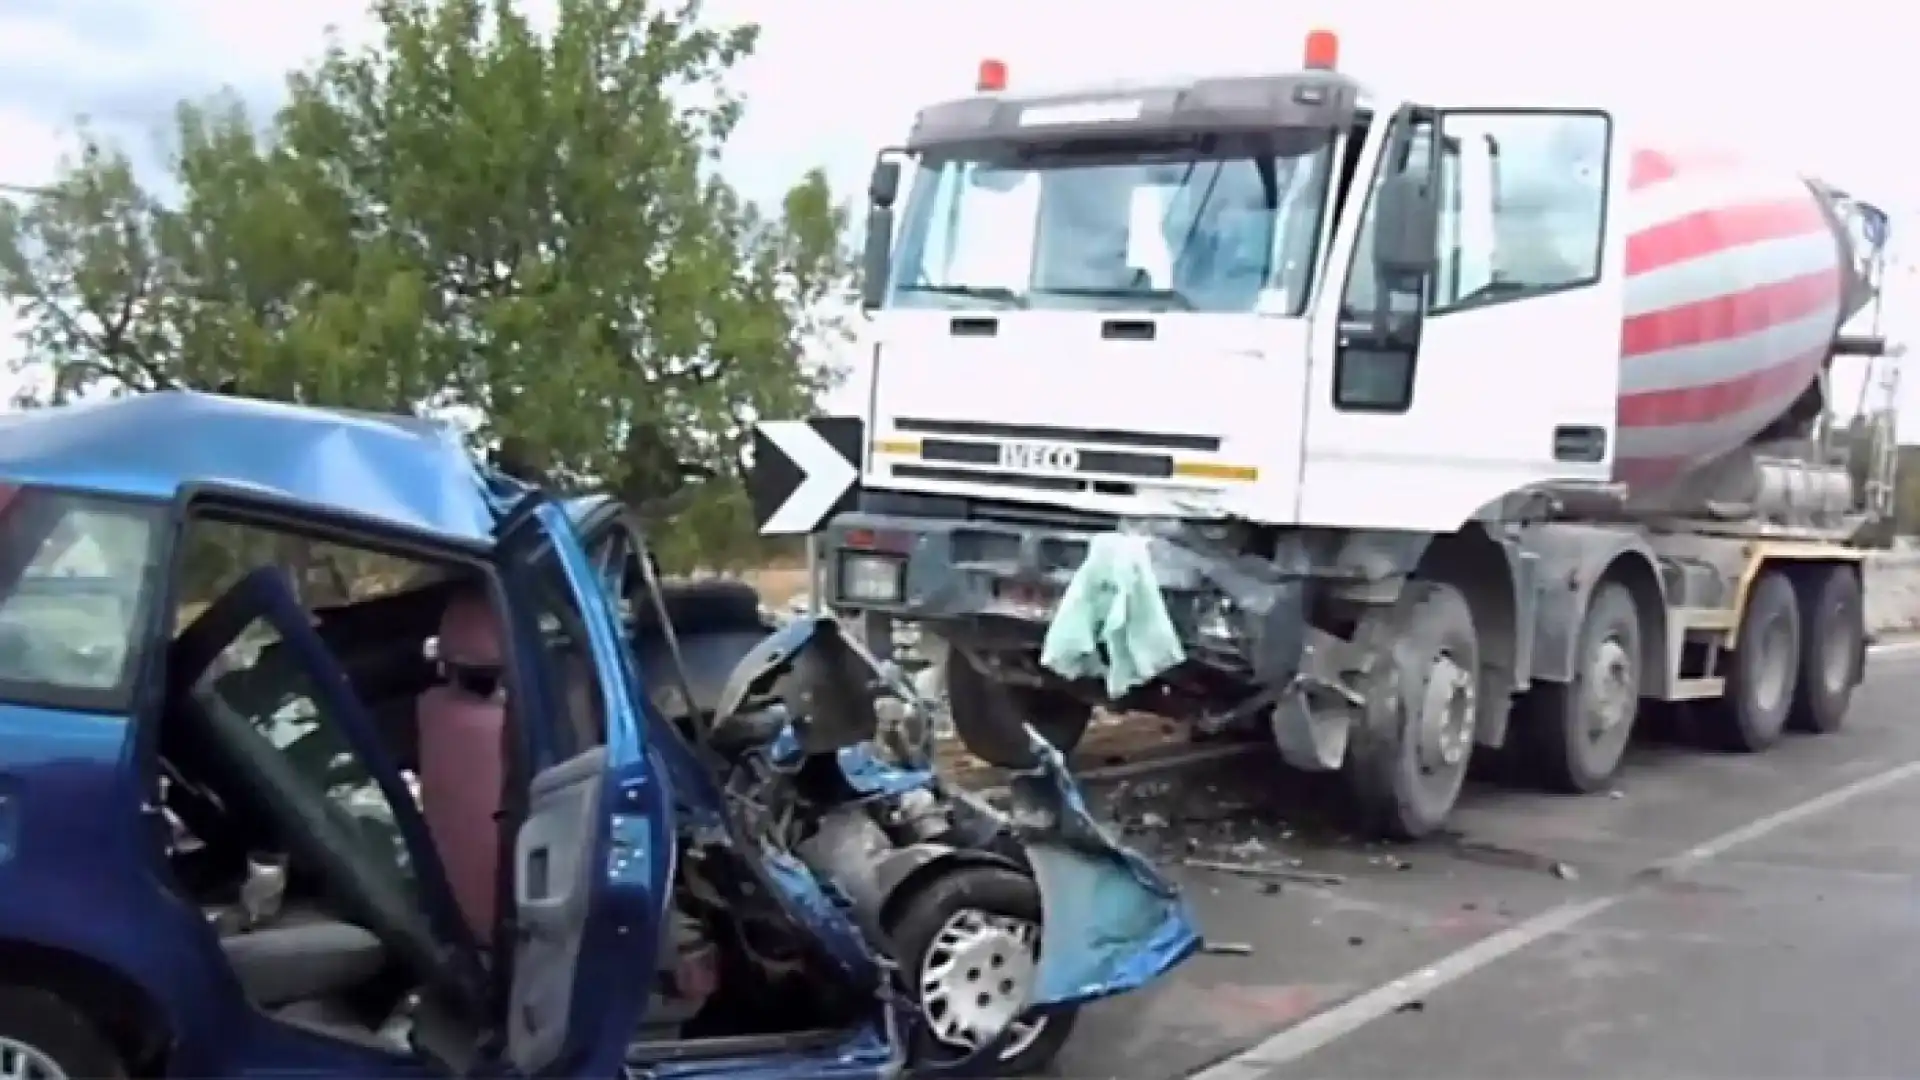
left=886, top=865, right=1076, bottom=1076
left=0, top=986, right=126, bottom=1080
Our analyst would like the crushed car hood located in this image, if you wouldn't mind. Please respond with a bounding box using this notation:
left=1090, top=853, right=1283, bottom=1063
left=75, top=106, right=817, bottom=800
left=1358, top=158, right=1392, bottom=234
left=743, top=617, right=1202, bottom=1006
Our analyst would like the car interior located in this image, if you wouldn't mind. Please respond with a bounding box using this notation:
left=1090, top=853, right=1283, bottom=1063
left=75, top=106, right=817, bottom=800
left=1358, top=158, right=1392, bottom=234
left=147, top=520, right=881, bottom=1067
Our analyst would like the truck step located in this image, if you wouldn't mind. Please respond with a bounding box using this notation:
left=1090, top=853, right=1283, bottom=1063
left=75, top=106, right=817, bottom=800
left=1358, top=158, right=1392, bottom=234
left=1668, top=675, right=1727, bottom=701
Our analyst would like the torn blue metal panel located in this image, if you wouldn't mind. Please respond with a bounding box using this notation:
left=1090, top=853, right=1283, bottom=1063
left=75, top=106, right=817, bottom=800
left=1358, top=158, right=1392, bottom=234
left=1007, top=739, right=1202, bottom=1005
left=759, top=847, right=880, bottom=979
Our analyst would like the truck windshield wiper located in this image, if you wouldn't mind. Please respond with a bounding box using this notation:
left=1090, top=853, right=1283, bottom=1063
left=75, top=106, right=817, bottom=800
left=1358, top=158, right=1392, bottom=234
left=1038, top=286, right=1196, bottom=311
left=894, top=284, right=1028, bottom=308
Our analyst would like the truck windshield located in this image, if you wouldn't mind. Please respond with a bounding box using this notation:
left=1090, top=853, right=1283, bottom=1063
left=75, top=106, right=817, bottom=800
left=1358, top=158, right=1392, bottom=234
left=889, top=132, right=1334, bottom=315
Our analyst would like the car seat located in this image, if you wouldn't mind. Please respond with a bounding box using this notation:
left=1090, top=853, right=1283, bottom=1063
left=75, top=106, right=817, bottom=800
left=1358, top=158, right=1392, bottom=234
left=417, top=591, right=507, bottom=940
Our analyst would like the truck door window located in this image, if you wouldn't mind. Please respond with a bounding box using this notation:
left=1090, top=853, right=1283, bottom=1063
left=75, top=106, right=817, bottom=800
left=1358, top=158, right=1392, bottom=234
left=1429, top=111, right=1610, bottom=314
left=1335, top=117, right=1435, bottom=412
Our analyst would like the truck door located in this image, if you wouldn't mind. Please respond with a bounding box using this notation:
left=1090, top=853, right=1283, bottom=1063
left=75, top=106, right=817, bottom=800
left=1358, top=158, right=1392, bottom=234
left=494, top=496, right=674, bottom=1078
left=1299, top=106, right=1622, bottom=531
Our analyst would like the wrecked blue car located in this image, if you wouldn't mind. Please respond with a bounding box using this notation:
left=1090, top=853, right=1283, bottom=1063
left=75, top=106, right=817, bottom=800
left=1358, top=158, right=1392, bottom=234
left=0, top=392, right=1198, bottom=1079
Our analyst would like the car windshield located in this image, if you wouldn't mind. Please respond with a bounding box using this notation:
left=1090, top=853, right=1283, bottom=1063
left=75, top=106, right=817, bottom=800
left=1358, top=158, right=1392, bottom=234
left=888, top=130, right=1335, bottom=316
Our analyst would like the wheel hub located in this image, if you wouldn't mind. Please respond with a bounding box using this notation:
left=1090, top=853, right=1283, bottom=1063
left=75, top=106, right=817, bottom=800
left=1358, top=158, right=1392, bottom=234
left=919, top=908, right=1048, bottom=1057
left=0, top=1037, right=67, bottom=1080
left=1585, top=636, right=1637, bottom=739
left=1418, top=652, right=1476, bottom=769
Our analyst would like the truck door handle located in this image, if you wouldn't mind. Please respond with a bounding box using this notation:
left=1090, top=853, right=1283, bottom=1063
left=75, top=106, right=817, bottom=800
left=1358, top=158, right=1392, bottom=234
left=1101, top=319, right=1155, bottom=341
left=1553, top=425, right=1607, bottom=463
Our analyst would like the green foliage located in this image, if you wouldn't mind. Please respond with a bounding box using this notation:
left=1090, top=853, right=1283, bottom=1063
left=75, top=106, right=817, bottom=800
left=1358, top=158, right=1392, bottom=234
left=0, top=0, right=853, bottom=569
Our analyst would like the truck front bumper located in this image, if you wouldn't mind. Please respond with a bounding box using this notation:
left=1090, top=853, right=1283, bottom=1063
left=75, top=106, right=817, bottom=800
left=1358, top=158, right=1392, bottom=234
left=816, top=511, right=1336, bottom=737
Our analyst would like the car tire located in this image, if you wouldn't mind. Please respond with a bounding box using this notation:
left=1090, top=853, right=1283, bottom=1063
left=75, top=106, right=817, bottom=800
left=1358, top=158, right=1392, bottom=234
left=945, top=655, right=1093, bottom=769
left=0, top=984, right=128, bottom=1079
left=886, top=865, right=1076, bottom=1077
left=1706, top=570, right=1800, bottom=753
left=1342, top=582, right=1480, bottom=840
left=1788, top=565, right=1863, bottom=735
left=1513, top=582, right=1643, bottom=793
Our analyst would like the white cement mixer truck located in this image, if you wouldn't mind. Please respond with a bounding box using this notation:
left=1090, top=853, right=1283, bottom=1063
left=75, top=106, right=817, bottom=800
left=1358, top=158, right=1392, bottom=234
left=817, top=31, right=1901, bottom=838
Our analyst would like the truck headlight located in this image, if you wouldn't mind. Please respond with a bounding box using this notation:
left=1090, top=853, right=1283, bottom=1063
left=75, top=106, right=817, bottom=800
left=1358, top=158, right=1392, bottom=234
left=838, top=552, right=906, bottom=604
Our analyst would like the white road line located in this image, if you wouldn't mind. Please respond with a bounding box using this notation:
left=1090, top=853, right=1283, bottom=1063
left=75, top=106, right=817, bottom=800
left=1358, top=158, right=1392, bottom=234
left=1189, top=729, right=1920, bottom=1079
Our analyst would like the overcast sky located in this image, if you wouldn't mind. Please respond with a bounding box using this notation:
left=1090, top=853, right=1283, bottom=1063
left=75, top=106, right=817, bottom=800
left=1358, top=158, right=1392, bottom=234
left=0, top=0, right=1913, bottom=417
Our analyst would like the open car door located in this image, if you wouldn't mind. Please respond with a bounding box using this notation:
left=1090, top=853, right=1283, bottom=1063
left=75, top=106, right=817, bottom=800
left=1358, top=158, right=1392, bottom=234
left=495, top=495, right=674, bottom=1078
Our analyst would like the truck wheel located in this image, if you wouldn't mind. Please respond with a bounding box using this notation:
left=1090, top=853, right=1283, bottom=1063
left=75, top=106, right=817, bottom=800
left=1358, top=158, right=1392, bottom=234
left=1707, top=570, right=1801, bottom=752
left=1514, top=582, right=1642, bottom=793
left=1788, top=565, right=1863, bottom=734
left=0, top=985, right=127, bottom=1079
left=946, top=655, right=1093, bottom=769
left=1342, top=582, right=1479, bottom=840
left=886, top=866, right=1076, bottom=1076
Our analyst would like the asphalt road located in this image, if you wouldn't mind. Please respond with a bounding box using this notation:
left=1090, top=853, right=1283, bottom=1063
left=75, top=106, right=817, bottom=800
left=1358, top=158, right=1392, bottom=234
left=1041, top=642, right=1920, bottom=1080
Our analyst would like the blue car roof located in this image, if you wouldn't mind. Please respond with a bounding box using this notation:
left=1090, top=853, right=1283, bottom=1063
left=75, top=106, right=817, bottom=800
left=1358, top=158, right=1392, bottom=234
left=0, top=392, right=501, bottom=542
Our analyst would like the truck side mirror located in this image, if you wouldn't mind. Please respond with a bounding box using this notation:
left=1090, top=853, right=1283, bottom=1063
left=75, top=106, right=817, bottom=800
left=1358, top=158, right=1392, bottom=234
left=868, top=157, right=901, bottom=210
left=860, top=204, right=895, bottom=312
left=1371, top=172, right=1438, bottom=280
left=861, top=154, right=903, bottom=312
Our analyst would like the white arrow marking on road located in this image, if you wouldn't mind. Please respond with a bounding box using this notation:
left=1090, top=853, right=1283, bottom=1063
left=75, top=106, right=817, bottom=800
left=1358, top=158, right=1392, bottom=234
left=759, top=420, right=858, bottom=535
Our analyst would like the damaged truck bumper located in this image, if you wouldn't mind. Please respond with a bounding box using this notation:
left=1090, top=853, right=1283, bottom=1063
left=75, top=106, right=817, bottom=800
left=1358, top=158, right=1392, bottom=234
left=819, top=509, right=1374, bottom=774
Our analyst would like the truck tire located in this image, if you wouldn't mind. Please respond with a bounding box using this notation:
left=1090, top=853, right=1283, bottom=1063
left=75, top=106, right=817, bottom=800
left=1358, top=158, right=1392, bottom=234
left=945, top=654, right=1093, bottom=769
left=885, top=865, right=1076, bottom=1076
left=1513, top=582, right=1642, bottom=794
left=1788, top=565, right=1863, bottom=735
left=1342, top=582, right=1479, bottom=840
left=1706, top=569, right=1800, bottom=752
left=0, top=984, right=128, bottom=1079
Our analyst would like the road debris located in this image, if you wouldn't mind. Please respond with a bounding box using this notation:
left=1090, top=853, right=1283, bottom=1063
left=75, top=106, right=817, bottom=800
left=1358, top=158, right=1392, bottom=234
left=1202, top=941, right=1254, bottom=957
left=1184, top=857, right=1347, bottom=887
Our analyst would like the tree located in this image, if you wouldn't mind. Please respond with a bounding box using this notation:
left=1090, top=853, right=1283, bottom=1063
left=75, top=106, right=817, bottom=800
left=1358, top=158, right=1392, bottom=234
left=0, top=0, right=852, bottom=568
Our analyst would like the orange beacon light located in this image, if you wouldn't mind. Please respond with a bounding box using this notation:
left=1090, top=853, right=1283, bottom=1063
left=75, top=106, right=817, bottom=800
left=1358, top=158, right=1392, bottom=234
left=977, top=58, right=1008, bottom=92
left=1303, top=30, right=1339, bottom=71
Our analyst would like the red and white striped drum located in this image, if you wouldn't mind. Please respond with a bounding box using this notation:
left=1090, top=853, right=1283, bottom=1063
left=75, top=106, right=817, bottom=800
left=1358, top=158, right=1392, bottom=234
left=1614, top=148, right=1869, bottom=488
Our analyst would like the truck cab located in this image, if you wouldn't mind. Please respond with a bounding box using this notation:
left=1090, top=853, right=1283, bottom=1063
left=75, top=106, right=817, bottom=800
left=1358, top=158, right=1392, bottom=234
left=856, top=38, right=1620, bottom=532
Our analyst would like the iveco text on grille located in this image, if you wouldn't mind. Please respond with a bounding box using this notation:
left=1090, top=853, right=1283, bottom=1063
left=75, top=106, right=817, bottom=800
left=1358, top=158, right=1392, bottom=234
left=998, top=442, right=1081, bottom=473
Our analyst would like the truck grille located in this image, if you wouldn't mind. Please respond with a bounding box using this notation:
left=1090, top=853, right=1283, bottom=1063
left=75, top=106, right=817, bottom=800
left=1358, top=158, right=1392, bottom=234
left=893, top=417, right=1222, bottom=452
left=888, top=417, right=1223, bottom=497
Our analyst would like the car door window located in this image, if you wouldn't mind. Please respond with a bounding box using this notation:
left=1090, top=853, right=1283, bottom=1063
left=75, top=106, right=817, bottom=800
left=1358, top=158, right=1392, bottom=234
left=196, top=615, right=416, bottom=892
left=0, top=488, right=165, bottom=707
left=512, top=532, right=612, bottom=758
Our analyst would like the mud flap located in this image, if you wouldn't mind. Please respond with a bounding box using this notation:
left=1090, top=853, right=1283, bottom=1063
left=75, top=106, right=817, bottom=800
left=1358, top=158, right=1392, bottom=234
left=1267, top=628, right=1365, bottom=772
left=1268, top=687, right=1352, bottom=772
left=1007, top=742, right=1201, bottom=1007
